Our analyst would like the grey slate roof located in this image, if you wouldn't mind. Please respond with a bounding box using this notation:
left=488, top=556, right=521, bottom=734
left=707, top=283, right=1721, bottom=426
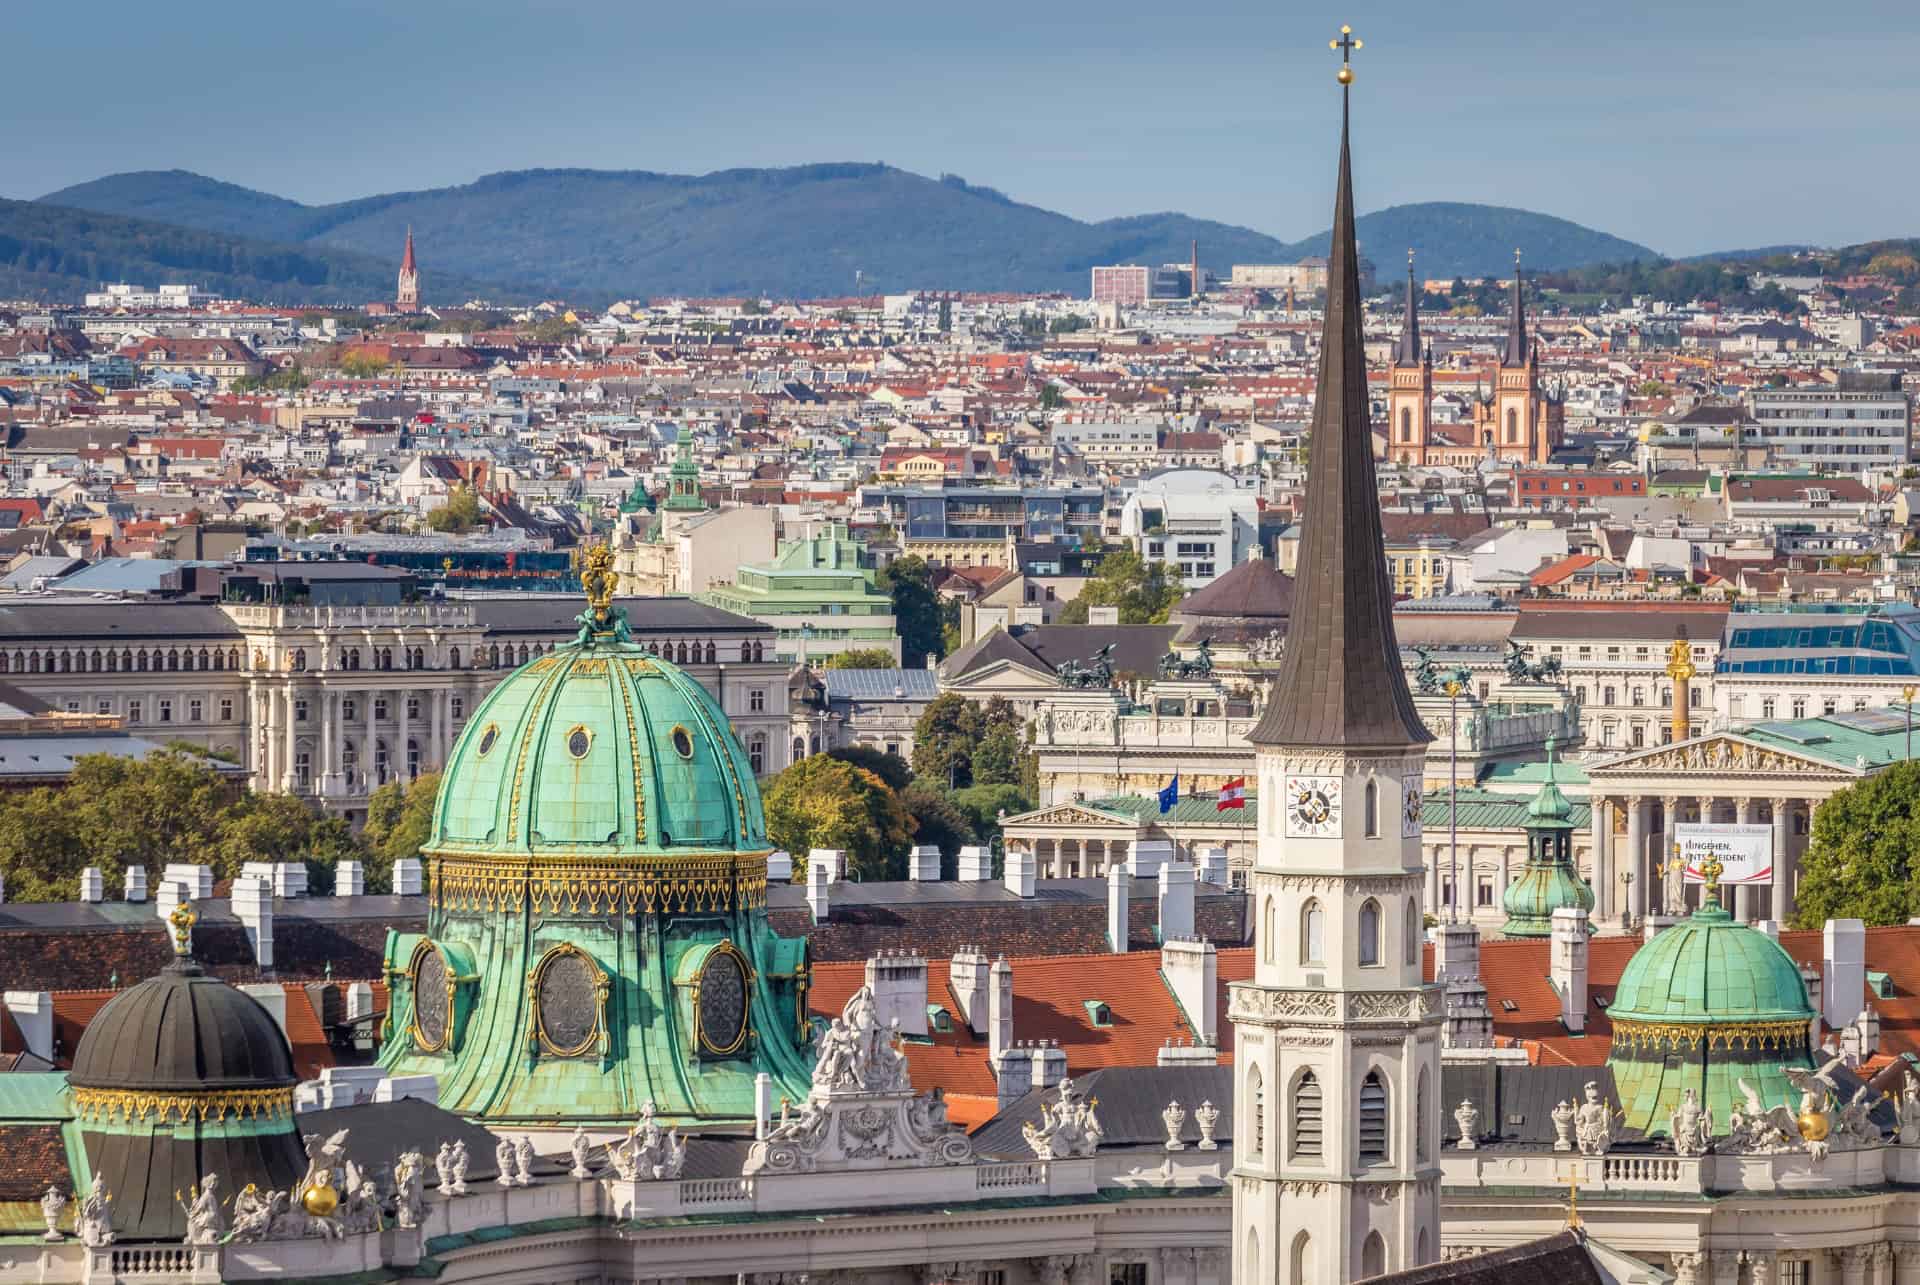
left=970, top=1065, right=1233, bottom=1157
left=466, top=594, right=765, bottom=636
left=1248, top=101, right=1427, bottom=752
left=0, top=602, right=241, bottom=641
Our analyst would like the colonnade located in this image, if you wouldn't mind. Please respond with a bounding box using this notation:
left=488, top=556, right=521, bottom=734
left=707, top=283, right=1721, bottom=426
left=1585, top=792, right=1813, bottom=928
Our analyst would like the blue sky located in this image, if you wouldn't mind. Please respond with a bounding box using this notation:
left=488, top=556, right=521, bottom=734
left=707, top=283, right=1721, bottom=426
left=6, top=0, right=1916, bottom=256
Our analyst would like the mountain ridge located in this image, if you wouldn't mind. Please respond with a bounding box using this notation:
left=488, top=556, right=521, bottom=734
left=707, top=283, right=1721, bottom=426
left=36, top=164, right=1661, bottom=300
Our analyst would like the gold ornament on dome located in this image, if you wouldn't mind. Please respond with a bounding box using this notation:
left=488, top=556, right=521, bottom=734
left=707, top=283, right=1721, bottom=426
left=579, top=543, right=619, bottom=619
left=1798, top=1102, right=1831, bottom=1142
left=168, top=901, right=197, bottom=956
left=428, top=852, right=769, bottom=916
left=1330, top=24, right=1361, bottom=85
left=70, top=1084, right=294, bottom=1124
left=1608, top=1017, right=1810, bottom=1054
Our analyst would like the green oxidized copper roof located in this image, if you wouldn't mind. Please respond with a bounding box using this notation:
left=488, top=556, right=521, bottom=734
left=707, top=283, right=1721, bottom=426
left=431, top=614, right=767, bottom=858
left=1501, top=745, right=1594, bottom=938
left=1604, top=888, right=1815, bottom=1134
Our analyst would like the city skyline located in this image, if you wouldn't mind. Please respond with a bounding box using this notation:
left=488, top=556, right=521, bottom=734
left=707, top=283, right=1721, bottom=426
left=7, top=0, right=1918, bottom=258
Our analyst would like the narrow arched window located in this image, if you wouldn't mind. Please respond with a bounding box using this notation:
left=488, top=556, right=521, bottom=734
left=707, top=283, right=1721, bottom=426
left=1359, top=1070, right=1389, bottom=1164
left=1417, top=1067, right=1432, bottom=1163
left=1291, top=1071, right=1322, bottom=1159
left=1247, top=1229, right=1260, bottom=1285
left=1406, top=896, right=1420, bottom=966
left=1246, top=1065, right=1265, bottom=1159
left=1506, top=407, right=1519, bottom=442
left=1364, top=779, right=1379, bottom=837
left=1359, top=898, right=1381, bottom=967
left=1290, top=1232, right=1314, bottom=1285
left=1362, top=1232, right=1386, bottom=1278
left=1301, top=900, right=1325, bottom=965
left=1399, top=406, right=1411, bottom=442
left=1263, top=897, right=1276, bottom=964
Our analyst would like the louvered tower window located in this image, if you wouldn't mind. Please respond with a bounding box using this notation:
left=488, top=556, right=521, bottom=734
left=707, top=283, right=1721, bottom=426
left=1292, top=1071, right=1323, bottom=1160
left=1359, top=1070, right=1389, bottom=1163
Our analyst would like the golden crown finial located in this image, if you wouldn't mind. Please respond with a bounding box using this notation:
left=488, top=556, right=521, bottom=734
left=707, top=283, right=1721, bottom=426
left=1330, top=24, right=1361, bottom=84
left=168, top=900, right=197, bottom=956
left=579, top=543, right=619, bottom=619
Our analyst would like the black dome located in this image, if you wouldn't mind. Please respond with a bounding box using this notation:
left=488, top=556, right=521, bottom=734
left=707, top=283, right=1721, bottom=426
left=69, top=960, right=296, bottom=1092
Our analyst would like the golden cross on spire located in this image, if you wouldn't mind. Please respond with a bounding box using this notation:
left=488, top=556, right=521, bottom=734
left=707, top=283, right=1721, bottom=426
left=1329, top=24, right=1361, bottom=85
left=1700, top=854, right=1725, bottom=897
left=1555, top=1163, right=1584, bottom=1230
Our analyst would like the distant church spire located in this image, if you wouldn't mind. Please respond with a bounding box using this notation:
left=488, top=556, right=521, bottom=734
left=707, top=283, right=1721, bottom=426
left=1247, top=65, right=1428, bottom=752
left=1394, top=248, right=1423, bottom=368
left=397, top=226, right=420, bottom=312
left=1501, top=248, right=1528, bottom=367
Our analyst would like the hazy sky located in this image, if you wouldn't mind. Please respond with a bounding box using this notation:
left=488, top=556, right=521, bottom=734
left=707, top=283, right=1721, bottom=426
left=7, top=0, right=1916, bottom=257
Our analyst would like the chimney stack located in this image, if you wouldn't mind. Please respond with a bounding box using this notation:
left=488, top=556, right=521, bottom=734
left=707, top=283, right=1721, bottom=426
left=334, top=860, right=365, bottom=898
left=1158, top=861, right=1195, bottom=941
left=1004, top=845, right=1036, bottom=898
left=863, top=951, right=929, bottom=1038
left=957, top=844, right=991, bottom=882
left=1107, top=865, right=1130, bottom=953
left=989, top=956, right=1014, bottom=1067
left=233, top=875, right=274, bottom=969
left=1161, top=936, right=1218, bottom=1046
left=78, top=867, right=104, bottom=904
left=1824, top=918, right=1867, bottom=1033
left=1550, top=907, right=1589, bottom=1034
left=1130, top=838, right=1172, bottom=881
left=123, top=865, right=147, bottom=902
left=807, top=861, right=831, bottom=924
left=1196, top=846, right=1230, bottom=887
left=808, top=848, right=845, bottom=884
left=2, top=991, right=53, bottom=1062
left=163, top=863, right=214, bottom=900
left=766, top=850, right=793, bottom=882
left=949, top=946, right=991, bottom=1036
left=909, top=845, right=941, bottom=882
left=392, top=859, right=423, bottom=897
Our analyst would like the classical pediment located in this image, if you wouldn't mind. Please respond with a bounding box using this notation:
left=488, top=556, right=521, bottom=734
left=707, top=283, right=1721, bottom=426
left=944, top=660, right=1062, bottom=691
left=1588, top=734, right=1860, bottom=780
left=1002, top=802, right=1143, bottom=830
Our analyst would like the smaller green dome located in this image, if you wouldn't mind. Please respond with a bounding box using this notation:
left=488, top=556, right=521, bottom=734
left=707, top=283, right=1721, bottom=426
left=1605, top=890, right=1816, bottom=1134
left=1501, top=741, right=1593, bottom=938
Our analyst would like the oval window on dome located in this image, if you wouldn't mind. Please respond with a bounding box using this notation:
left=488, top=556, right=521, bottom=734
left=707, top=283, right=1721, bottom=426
left=535, top=947, right=602, bottom=1057
left=696, top=945, right=750, bottom=1056
left=477, top=723, right=499, bottom=757
left=567, top=725, right=592, bottom=759
left=411, top=945, right=450, bottom=1052
left=671, top=725, right=695, bottom=759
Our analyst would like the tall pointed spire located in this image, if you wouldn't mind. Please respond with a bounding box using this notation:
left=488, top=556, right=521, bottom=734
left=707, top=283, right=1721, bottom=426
left=1394, top=248, right=1422, bottom=367
left=1249, top=64, right=1428, bottom=751
left=401, top=225, right=417, bottom=275
left=1501, top=248, right=1529, bottom=367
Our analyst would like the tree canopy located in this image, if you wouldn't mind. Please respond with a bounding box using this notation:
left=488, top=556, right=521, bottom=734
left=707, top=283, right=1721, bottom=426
left=1793, top=763, right=1920, bottom=928
left=824, top=648, right=897, bottom=670
left=425, top=484, right=484, bottom=533
left=0, top=750, right=365, bottom=901
left=761, top=756, right=915, bottom=882
left=878, top=555, right=944, bottom=667
left=1055, top=548, right=1183, bottom=625
left=910, top=695, right=1030, bottom=791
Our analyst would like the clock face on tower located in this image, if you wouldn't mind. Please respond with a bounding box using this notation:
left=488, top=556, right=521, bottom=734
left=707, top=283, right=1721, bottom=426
left=1285, top=775, right=1342, bottom=838
left=1402, top=775, right=1424, bottom=837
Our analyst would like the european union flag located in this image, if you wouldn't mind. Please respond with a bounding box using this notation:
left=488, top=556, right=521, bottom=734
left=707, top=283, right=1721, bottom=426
left=1158, top=775, right=1179, bottom=814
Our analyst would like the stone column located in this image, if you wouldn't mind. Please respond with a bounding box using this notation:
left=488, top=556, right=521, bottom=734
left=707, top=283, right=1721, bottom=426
left=1772, top=797, right=1794, bottom=924
left=1891, top=1242, right=1920, bottom=1285
left=1156, top=1247, right=1194, bottom=1285
left=364, top=690, right=378, bottom=792
left=1831, top=1245, right=1872, bottom=1285
left=1746, top=1250, right=1775, bottom=1285
left=1591, top=797, right=1613, bottom=925
left=1733, top=798, right=1754, bottom=922
left=320, top=689, right=338, bottom=797
left=282, top=687, right=299, bottom=792
left=1659, top=794, right=1681, bottom=914
left=399, top=688, right=413, bottom=780
left=1627, top=796, right=1648, bottom=924
left=429, top=686, right=443, bottom=770
left=1707, top=1250, right=1741, bottom=1285
left=1668, top=1252, right=1702, bottom=1285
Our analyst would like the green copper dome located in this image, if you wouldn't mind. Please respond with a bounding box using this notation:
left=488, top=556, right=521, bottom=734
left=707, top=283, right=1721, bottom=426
left=380, top=572, right=810, bottom=1130
left=1605, top=891, right=1814, bottom=1134
left=1501, top=742, right=1593, bottom=938
left=431, top=628, right=766, bottom=856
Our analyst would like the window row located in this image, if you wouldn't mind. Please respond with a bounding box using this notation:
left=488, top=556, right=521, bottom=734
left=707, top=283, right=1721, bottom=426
left=1264, top=895, right=1420, bottom=970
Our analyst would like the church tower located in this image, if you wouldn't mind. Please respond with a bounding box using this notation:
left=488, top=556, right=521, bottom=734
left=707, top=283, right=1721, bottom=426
left=1386, top=249, right=1431, bottom=467
left=1231, top=28, right=1443, bottom=1283
left=1491, top=252, right=1534, bottom=460
left=396, top=226, right=420, bottom=312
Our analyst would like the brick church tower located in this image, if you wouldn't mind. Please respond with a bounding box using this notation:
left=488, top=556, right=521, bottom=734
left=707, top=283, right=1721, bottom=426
left=396, top=226, right=420, bottom=313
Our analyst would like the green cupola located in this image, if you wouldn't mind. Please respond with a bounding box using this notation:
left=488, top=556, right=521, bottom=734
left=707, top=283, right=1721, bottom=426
left=1500, top=740, right=1594, bottom=938
left=1604, top=875, right=1815, bottom=1135
left=663, top=432, right=705, bottom=513
left=378, top=547, right=811, bottom=1129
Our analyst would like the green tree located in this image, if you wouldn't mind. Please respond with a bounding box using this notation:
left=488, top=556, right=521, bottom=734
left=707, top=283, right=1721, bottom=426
left=338, top=349, right=391, bottom=378
left=762, top=757, right=915, bottom=881
left=901, top=783, right=975, bottom=873
left=426, top=484, right=484, bottom=533
left=824, top=648, right=897, bottom=670
left=911, top=693, right=983, bottom=788
left=824, top=746, right=913, bottom=792
left=215, top=793, right=362, bottom=893
left=1038, top=382, right=1065, bottom=411
left=947, top=783, right=1033, bottom=846
left=362, top=771, right=440, bottom=879
left=529, top=317, right=583, bottom=344
left=878, top=554, right=945, bottom=666
left=1794, top=763, right=1920, bottom=928
left=972, top=722, right=1023, bottom=787
left=1055, top=547, right=1184, bottom=624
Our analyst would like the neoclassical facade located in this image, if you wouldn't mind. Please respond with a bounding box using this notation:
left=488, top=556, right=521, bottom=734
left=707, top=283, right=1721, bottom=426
left=0, top=595, right=794, bottom=819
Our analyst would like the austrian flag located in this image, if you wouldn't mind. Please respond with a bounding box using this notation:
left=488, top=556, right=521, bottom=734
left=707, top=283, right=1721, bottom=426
left=1217, top=778, right=1247, bottom=811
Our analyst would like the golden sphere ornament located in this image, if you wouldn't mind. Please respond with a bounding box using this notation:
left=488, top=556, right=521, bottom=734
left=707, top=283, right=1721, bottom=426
left=1337, top=66, right=1354, bottom=85
left=300, top=1171, right=340, bottom=1217
left=1797, top=1108, right=1831, bottom=1143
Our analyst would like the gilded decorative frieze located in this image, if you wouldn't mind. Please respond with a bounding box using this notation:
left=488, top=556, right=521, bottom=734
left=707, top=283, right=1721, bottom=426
left=429, top=853, right=769, bottom=916
left=71, top=1085, right=294, bottom=1125
left=1608, top=1017, right=1809, bottom=1054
